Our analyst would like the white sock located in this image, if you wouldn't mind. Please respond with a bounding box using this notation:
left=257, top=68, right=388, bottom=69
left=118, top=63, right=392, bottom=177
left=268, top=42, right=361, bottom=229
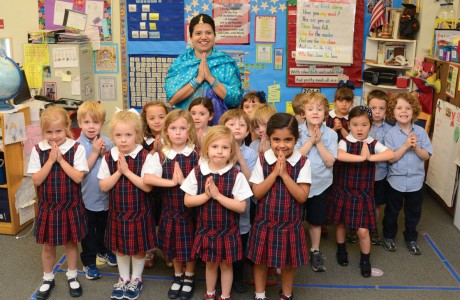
left=311, top=248, right=319, bottom=252
left=207, top=290, right=216, bottom=296
left=66, top=269, right=80, bottom=289
left=182, top=272, right=194, bottom=292
left=39, top=273, right=55, bottom=292
left=220, top=295, right=230, bottom=299
left=131, top=256, right=145, bottom=281
left=171, top=273, right=183, bottom=291
left=255, top=292, right=266, bottom=299
left=117, top=254, right=131, bottom=281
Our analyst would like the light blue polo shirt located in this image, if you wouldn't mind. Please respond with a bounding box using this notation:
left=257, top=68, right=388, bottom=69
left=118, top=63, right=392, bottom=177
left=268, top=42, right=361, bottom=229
left=385, top=123, right=432, bottom=192
left=77, top=134, right=114, bottom=211
left=369, top=122, right=393, bottom=181
left=296, top=123, right=338, bottom=197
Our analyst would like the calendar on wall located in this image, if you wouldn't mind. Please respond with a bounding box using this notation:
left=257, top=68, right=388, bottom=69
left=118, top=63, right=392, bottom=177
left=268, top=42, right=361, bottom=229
left=128, top=54, right=178, bottom=109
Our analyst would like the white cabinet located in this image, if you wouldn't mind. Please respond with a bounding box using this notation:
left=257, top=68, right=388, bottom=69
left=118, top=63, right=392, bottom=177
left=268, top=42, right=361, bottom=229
left=363, top=37, right=417, bottom=104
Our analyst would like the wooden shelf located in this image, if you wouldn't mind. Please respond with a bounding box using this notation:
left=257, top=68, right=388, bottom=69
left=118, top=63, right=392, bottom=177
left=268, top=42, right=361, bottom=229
left=364, top=62, right=413, bottom=69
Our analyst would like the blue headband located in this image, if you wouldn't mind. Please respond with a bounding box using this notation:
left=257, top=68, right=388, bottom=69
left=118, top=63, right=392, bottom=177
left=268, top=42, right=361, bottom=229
left=255, top=91, right=266, bottom=103
left=337, top=80, right=355, bottom=90
left=359, top=106, right=372, bottom=117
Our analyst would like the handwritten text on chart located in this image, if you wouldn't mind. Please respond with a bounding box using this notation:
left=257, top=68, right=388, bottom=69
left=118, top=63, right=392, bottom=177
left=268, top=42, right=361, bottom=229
left=294, top=76, right=341, bottom=84
left=290, top=67, right=344, bottom=75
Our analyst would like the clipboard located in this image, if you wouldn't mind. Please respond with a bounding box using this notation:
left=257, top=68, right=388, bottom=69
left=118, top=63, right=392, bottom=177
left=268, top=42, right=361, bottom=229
left=63, top=9, right=88, bottom=31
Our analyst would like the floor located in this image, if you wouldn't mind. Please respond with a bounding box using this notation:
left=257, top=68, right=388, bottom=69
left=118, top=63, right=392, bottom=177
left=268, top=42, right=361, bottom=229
left=2, top=188, right=460, bottom=300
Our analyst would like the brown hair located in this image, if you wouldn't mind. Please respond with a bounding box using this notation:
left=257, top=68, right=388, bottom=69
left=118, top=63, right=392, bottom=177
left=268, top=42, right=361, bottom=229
left=238, top=91, right=266, bottom=109
left=250, top=104, right=277, bottom=128
left=141, top=101, right=170, bottom=139
left=201, top=125, right=238, bottom=165
left=387, top=92, right=421, bottom=123
left=348, top=106, right=373, bottom=126
left=161, top=109, right=198, bottom=149
left=335, top=86, right=354, bottom=102
left=188, top=97, right=214, bottom=116
left=109, top=111, right=143, bottom=145
left=367, top=90, right=389, bottom=104
left=40, top=106, right=73, bottom=139
left=77, top=101, right=106, bottom=124
left=292, top=93, right=305, bottom=115
left=266, top=113, right=299, bottom=141
left=218, top=109, right=251, bottom=131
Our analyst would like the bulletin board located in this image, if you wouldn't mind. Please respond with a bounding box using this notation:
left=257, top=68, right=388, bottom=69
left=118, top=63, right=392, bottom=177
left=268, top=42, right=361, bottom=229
left=286, top=1, right=364, bottom=87
left=37, top=0, right=112, bottom=40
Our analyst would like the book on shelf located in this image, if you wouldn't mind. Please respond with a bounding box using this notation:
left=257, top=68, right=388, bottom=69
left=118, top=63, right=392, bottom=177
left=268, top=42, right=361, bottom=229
left=388, top=8, right=403, bottom=40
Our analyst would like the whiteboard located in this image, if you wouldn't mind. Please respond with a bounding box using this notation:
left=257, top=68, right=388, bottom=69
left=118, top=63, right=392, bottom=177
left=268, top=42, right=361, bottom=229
left=295, top=0, right=356, bottom=65
left=426, top=100, right=460, bottom=207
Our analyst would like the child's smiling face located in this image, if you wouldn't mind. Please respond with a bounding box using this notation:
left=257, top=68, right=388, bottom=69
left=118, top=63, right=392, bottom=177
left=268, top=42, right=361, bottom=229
left=269, top=128, right=297, bottom=158
left=393, top=98, right=413, bottom=126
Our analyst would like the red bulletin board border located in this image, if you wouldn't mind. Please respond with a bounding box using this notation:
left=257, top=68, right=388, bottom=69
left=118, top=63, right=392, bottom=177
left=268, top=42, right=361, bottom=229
left=286, top=1, right=363, bottom=88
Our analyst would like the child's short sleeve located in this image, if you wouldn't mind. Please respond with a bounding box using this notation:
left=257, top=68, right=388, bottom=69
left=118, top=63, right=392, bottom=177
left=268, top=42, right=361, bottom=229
left=249, top=157, right=264, bottom=184
left=232, top=172, right=253, bottom=201
left=297, top=159, right=312, bottom=184
left=141, top=152, right=162, bottom=177
left=374, top=141, right=389, bottom=154
left=97, top=157, right=111, bottom=179
left=74, top=144, right=89, bottom=172
left=27, top=147, right=41, bottom=175
left=338, top=140, right=347, bottom=151
left=180, top=169, right=198, bottom=195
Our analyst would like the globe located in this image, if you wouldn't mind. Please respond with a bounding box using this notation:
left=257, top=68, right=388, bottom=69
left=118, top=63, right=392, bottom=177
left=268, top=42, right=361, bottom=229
left=0, top=56, right=22, bottom=109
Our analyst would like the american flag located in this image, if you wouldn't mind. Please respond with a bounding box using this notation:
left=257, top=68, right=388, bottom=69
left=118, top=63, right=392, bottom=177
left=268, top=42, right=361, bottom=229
left=369, top=0, right=385, bottom=33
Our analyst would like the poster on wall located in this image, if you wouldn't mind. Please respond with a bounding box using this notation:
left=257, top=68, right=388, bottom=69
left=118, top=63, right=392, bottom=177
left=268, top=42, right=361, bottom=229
left=213, top=0, right=250, bottom=44
left=94, top=43, right=119, bottom=74
left=126, top=0, right=184, bottom=41
left=295, top=0, right=357, bottom=65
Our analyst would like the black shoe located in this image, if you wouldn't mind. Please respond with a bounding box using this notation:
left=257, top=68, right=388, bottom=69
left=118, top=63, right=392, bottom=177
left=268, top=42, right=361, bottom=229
left=360, top=261, right=372, bottom=278
left=406, top=241, right=422, bottom=255
left=68, top=277, right=82, bottom=297
left=232, top=280, right=247, bottom=293
left=179, top=276, right=195, bottom=300
left=346, top=230, right=358, bottom=243
left=370, top=231, right=381, bottom=246
left=336, top=252, right=348, bottom=266
left=36, top=279, right=55, bottom=300
left=168, top=275, right=183, bottom=299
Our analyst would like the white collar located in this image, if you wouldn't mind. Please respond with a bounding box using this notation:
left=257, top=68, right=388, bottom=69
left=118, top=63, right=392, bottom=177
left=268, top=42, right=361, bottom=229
left=200, top=160, right=233, bottom=175
left=329, top=110, right=348, bottom=120
left=264, top=149, right=302, bottom=166
left=39, top=138, right=76, bottom=154
left=144, top=136, right=154, bottom=145
left=110, top=144, right=144, bottom=160
left=162, top=145, right=195, bottom=159
left=345, top=134, right=375, bottom=143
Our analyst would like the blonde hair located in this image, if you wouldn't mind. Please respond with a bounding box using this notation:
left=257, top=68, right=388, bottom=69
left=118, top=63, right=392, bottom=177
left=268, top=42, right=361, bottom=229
left=109, top=111, right=143, bottom=144
left=40, top=106, right=73, bottom=138
left=141, top=101, right=170, bottom=138
left=201, top=125, right=238, bottom=165
left=292, top=93, right=305, bottom=115
left=77, top=101, right=106, bottom=123
left=161, top=109, right=198, bottom=149
left=387, top=92, right=421, bottom=123
left=300, top=92, right=330, bottom=119
left=218, top=109, right=251, bottom=131
left=251, top=104, right=277, bottom=128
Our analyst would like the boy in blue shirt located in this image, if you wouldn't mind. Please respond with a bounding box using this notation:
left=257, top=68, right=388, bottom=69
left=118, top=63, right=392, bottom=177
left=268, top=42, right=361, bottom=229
left=77, top=101, right=117, bottom=279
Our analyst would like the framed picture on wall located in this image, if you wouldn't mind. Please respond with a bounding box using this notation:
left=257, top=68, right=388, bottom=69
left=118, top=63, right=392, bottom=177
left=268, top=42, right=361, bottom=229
left=94, top=43, right=119, bottom=74
left=44, top=82, right=57, bottom=100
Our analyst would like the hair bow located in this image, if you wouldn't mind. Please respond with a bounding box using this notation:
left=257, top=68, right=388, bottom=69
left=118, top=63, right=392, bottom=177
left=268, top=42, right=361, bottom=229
left=255, top=91, right=266, bottom=103
left=359, top=106, right=372, bottom=117
left=115, top=107, right=140, bottom=116
left=337, top=80, right=355, bottom=90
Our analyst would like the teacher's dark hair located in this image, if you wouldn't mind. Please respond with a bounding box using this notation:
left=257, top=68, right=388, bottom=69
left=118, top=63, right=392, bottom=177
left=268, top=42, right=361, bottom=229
left=189, top=13, right=215, bottom=37
left=266, top=113, right=299, bottom=141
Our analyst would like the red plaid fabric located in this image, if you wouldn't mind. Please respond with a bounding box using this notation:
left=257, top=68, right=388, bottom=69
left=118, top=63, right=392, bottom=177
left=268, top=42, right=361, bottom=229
left=156, top=149, right=199, bottom=262
left=328, top=140, right=377, bottom=231
left=326, top=115, right=349, bottom=142
left=35, top=143, right=87, bottom=246
left=104, top=149, right=155, bottom=255
left=142, top=140, right=154, bottom=152
left=247, top=155, right=308, bottom=269
left=191, top=165, right=242, bottom=263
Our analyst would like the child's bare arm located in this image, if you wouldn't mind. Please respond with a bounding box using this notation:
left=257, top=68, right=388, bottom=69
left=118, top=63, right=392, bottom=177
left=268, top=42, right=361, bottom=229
left=144, top=173, right=177, bottom=188
left=252, top=169, right=278, bottom=200
left=99, top=171, right=121, bottom=192
left=118, top=156, right=152, bottom=192
left=369, top=148, right=395, bottom=162
left=338, top=148, right=366, bottom=162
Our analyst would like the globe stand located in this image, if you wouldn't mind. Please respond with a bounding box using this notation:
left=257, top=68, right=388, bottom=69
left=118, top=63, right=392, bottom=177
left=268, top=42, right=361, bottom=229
left=0, top=101, right=15, bottom=111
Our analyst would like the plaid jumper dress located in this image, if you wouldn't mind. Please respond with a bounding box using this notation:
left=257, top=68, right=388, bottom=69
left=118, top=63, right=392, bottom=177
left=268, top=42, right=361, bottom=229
left=247, top=155, right=308, bottom=269
left=326, top=115, right=349, bottom=142
left=34, top=143, right=87, bottom=246
left=328, top=140, right=378, bottom=231
left=156, top=149, right=199, bottom=262
left=104, top=149, right=155, bottom=255
left=192, top=166, right=242, bottom=263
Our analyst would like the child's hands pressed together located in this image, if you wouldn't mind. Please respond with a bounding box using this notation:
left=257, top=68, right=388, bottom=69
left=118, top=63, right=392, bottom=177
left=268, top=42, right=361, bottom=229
left=311, top=125, right=322, bottom=145
left=172, top=162, right=184, bottom=185
left=333, top=118, right=343, bottom=131
left=92, top=137, right=105, bottom=156
left=208, top=177, right=221, bottom=200
left=204, top=176, right=213, bottom=199
left=408, top=132, right=418, bottom=149
left=152, top=134, right=163, bottom=153
left=117, top=154, right=130, bottom=176
left=360, top=142, right=371, bottom=161
left=277, top=151, right=288, bottom=178
left=47, top=142, right=59, bottom=163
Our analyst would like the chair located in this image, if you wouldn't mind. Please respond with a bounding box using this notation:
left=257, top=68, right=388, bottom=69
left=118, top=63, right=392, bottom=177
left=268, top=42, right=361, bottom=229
left=415, top=111, right=432, bottom=134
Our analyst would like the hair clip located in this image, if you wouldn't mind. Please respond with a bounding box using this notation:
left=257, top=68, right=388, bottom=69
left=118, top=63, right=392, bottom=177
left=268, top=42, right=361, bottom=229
left=359, top=106, right=372, bottom=117
left=199, top=15, right=204, bottom=24
left=337, top=80, right=355, bottom=90
left=255, top=91, right=266, bottom=102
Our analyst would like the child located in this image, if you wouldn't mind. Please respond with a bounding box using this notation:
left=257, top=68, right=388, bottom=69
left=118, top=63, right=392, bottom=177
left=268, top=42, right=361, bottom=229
left=248, top=113, right=311, bottom=300
left=329, top=106, right=394, bottom=278
left=291, top=93, right=306, bottom=126
left=141, top=101, right=169, bottom=153
left=189, top=97, right=214, bottom=147
left=296, top=93, right=337, bottom=273
left=28, top=106, right=88, bottom=299
left=382, top=92, right=432, bottom=255
left=140, top=100, right=170, bottom=268
left=77, top=101, right=116, bottom=280
left=239, top=90, right=266, bottom=146
left=181, top=125, right=252, bottom=300
left=98, top=111, right=156, bottom=300
left=367, top=90, right=393, bottom=245
left=143, top=110, right=199, bottom=300
left=249, top=104, right=277, bottom=154
left=219, top=109, right=258, bottom=293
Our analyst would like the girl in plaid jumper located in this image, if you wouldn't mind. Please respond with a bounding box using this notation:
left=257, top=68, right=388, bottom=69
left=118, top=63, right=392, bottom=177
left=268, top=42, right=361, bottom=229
left=181, top=126, right=252, bottom=300
left=144, top=110, right=199, bottom=300
left=329, top=106, right=394, bottom=278
left=248, top=113, right=311, bottom=300
left=28, top=106, right=89, bottom=299
left=98, top=111, right=157, bottom=300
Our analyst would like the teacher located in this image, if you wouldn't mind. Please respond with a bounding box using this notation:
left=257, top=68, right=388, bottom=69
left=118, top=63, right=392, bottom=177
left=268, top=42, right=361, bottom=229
left=165, top=13, right=243, bottom=122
